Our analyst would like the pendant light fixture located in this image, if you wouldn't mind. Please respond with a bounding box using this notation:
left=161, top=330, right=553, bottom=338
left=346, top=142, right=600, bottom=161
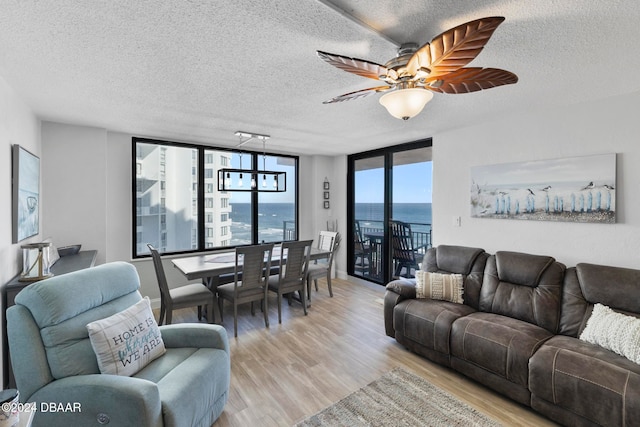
left=217, top=131, right=286, bottom=192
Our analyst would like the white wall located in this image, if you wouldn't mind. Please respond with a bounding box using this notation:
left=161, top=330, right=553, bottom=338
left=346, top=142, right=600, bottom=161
left=0, top=76, right=40, bottom=387
left=432, top=90, right=640, bottom=269
left=41, top=122, right=108, bottom=264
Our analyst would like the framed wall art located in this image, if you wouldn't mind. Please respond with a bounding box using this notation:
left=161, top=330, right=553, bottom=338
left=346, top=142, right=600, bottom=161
left=470, top=153, right=616, bottom=223
left=12, top=145, right=40, bottom=242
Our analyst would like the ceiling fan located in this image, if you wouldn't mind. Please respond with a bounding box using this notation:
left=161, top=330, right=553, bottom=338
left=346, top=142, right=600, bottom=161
left=317, top=16, right=518, bottom=120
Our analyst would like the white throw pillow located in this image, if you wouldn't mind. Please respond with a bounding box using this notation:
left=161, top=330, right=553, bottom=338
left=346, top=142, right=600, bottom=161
left=87, top=297, right=166, bottom=376
left=415, top=271, right=464, bottom=304
left=580, top=303, right=640, bottom=364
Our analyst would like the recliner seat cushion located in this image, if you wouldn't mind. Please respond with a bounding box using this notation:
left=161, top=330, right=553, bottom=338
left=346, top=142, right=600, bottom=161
left=135, top=347, right=230, bottom=427
left=394, top=299, right=476, bottom=357
left=451, top=312, right=554, bottom=388
left=530, top=335, right=640, bottom=426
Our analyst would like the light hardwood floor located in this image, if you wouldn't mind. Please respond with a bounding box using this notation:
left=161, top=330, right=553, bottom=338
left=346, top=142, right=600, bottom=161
left=167, top=277, right=558, bottom=427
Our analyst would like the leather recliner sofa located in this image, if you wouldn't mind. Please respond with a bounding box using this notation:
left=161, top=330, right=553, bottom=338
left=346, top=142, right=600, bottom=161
left=385, top=245, right=640, bottom=426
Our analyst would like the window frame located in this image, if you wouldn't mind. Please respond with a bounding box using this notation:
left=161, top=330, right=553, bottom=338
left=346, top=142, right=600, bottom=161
left=132, top=137, right=299, bottom=258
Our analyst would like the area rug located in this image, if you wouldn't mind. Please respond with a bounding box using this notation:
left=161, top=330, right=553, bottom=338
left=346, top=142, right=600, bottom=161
left=294, top=367, right=502, bottom=427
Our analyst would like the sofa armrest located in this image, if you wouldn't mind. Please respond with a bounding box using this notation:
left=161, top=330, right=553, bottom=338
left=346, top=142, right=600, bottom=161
left=28, top=374, right=162, bottom=427
left=159, top=323, right=229, bottom=354
left=385, top=278, right=417, bottom=299
left=384, top=279, right=417, bottom=337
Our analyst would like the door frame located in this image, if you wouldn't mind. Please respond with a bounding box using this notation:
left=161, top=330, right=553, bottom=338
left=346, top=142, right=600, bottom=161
left=347, top=138, right=432, bottom=285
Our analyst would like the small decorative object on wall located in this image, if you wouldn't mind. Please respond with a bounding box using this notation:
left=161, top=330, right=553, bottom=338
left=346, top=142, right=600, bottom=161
left=12, top=145, right=40, bottom=242
left=470, top=153, right=616, bottom=223
left=323, top=177, right=330, bottom=209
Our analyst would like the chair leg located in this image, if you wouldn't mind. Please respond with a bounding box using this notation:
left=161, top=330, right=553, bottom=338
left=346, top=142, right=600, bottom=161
left=207, top=297, right=215, bottom=324
left=251, top=301, right=255, bottom=316
left=301, top=285, right=307, bottom=316
left=277, top=291, right=283, bottom=324
left=314, top=278, right=319, bottom=292
left=158, top=303, right=166, bottom=326
left=263, top=297, right=269, bottom=328
left=218, top=297, right=224, bottom=322
left=326, top=273, right=333, bottom=297
left=197, top=305, right=202, bottom=320
left=233, top=302, right=238, bottom=338
left=307, top=277, right=312, bottom=301
left=166, top=309, right=172, bottom=325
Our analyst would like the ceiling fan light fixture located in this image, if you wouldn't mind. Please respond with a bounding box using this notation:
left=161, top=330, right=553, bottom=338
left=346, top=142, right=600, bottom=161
left=379, top=88, right=433, bottom=120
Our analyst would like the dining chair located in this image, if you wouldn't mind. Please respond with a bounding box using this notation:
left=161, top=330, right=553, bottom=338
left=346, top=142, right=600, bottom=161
left=354, top=220, right=371, bottom=275
left=217, top=243, right=274, bottom=337
left=147, top=244, right=216, bottom=325
left=389, top=220, right=423, bottom=278
left=268, top=240, right=313, bottom=323
left=307, top=232, right=340, bottom=298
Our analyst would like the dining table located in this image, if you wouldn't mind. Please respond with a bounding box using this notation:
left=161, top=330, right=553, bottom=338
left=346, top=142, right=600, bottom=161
left=172, top=244, right=332, bottom=323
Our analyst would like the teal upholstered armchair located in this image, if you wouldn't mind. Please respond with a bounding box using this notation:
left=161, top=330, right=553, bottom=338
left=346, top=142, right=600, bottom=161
left=7, top=261, right=230, bottom=427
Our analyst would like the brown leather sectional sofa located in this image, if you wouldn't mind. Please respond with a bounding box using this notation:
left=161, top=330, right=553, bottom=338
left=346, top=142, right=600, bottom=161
left=384, top=245, right=640, bottom=426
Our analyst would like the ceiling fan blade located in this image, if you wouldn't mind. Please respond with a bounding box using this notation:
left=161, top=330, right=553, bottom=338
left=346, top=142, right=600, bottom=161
left=323, top=86, right=393, bottom=104
left=425, top=67, right=518, bottom=94
left=405, top=16, right=506, bottom=79
left=317, top=51, right=397, bottom=82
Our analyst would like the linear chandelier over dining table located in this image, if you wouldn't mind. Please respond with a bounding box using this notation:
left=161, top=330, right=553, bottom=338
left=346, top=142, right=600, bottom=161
left=217, top=131, right=287, bottom=192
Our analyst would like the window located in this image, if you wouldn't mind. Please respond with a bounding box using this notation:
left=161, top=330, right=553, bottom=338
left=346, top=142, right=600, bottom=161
left=257, top=155, right=297, bottom=243
left=133, top=138, right=298, bottom=257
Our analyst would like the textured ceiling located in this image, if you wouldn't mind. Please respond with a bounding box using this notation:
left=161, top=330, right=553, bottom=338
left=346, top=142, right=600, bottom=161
left=0, top=1, right=639, bottom=155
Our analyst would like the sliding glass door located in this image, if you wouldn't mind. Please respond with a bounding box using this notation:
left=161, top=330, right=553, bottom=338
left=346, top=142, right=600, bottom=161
left=348, top=140, right=432, bottom=284
left=353, top=155, right=386, bottom=281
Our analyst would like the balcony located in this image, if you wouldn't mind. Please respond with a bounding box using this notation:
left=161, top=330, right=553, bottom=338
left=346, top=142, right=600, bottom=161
left=355, top=219, right=432, bottom=281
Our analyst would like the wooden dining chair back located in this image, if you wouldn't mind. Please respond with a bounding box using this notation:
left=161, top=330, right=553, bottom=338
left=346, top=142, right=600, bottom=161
left=307, top=232, right=341, bottom=298
left=268, top=240, right=313, bottom=323
left=217, top=243, right=274, bottom=337
left=317, top=231, right=337, bottom=252
left=389, top=220, right=422, bottom=277
left=147, top=244, right=215, bottom=325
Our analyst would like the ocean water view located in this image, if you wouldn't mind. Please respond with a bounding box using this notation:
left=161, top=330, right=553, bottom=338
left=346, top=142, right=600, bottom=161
left=229, top=202, right=432, bottom=244
left=230, top=203, right=295, bottom=244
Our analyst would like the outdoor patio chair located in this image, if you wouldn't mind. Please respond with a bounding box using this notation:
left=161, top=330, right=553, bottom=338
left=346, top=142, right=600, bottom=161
left=390, top=220, right=423, bottom=278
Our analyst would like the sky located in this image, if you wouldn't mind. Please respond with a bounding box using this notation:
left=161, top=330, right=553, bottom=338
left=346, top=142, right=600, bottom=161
left=356, top=161, right=432, bottom=204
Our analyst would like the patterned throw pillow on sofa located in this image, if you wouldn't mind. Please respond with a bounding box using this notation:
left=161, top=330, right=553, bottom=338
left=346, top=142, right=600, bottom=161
left=580, top=303, right=640, bottom=364
left=415, top=271, right=464, bottom=304
left=86, top=297, right=166, bottom=376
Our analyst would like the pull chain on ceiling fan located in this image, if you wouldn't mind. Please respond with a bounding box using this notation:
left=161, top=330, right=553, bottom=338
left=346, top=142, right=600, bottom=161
left=317, top=16, right=518, bottom=120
